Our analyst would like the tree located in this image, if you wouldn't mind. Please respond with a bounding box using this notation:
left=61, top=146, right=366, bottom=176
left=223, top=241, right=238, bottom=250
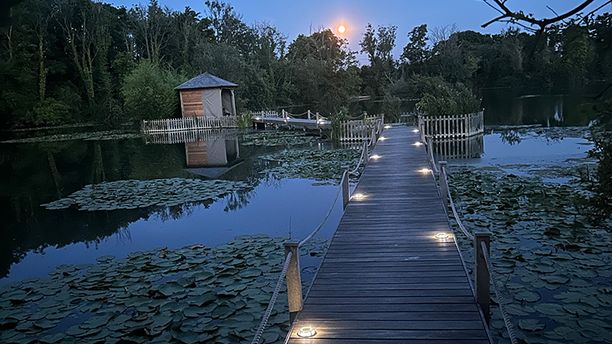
left=130, top=1, right=173, bottom=65
left=121, top=60, right=185, bottom=120
left=56, top=0, right=113, bottom=107
left=401, top=24, right=429, bottom=65
left=287, top=30, right=359, bottom=114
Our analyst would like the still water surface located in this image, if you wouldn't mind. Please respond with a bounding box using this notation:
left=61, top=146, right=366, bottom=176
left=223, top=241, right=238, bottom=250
left=0, top=93, right=598, bottom=285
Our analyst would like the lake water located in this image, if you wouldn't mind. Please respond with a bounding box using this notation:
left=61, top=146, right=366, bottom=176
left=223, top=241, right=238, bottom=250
left=0, top=93, right=608, bottom=343
left=0, top=132, right=346, bottom=285
left=0, top=93, right=599, bottom=284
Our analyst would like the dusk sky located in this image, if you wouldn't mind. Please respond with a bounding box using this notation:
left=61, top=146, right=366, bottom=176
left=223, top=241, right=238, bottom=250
left=105, top=0, right=610, bottom=62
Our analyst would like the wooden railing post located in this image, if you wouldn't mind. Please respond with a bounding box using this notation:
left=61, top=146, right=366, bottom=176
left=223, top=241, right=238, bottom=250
left=284, top=242, right=303, bottom=324
left=307, top=110, right=311, bottom=120
left=475, top=232, right=491, bottom=324
left=439, top=161, right=448, bottom=208
left=341, top=170, right=350, bottom=209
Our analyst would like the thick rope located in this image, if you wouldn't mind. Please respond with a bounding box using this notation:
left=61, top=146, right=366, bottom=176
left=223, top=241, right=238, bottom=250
left=426, top=140, right=439, bottom=175
left=481, top=242, right=519, bottom=344
left=442, top=172, right=475, bottom=241
left=300, top=136, right=368, bottom=246
left=349, top=142, right=368, bottom=176
left=250, top=251, right=293, bottom=344
left=251, top=125, right=375, bottom=343
left=298, top=184, right=343, bottom=247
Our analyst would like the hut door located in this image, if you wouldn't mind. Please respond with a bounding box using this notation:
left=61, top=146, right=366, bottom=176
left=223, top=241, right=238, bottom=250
left=203, top=89, right=222, bottom=118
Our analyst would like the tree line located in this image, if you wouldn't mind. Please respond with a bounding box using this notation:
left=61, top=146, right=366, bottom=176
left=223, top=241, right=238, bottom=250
left=0, top=0, right=610, bottom=128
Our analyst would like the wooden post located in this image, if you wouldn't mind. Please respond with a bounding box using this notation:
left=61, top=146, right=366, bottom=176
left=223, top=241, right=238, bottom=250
left=341, top=170, right=350, bottom=209
left=439, top=161, right=448, bottom=208
left=307, top=110, right=311, bottom=120
left=284, top=242, right=303, bottom=323
left=475, top=232, right=491, bottom=325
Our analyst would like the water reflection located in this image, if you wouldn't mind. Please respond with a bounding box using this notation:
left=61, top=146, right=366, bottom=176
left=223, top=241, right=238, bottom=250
left=0, top=129, right=346, bottom=283
left=482, top=91, right=594, bottom=126
left=432, top=134, right=484, bottom=160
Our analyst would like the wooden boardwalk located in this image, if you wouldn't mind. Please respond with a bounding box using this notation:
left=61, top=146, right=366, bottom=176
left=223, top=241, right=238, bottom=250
left=287, top=126, right=490, bottom=343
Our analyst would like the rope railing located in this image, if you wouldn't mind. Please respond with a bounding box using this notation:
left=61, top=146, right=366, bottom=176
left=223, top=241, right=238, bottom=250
left=250, top=251, right=293, bottom=344
left=425, top=137, right=440, bottom=175
left=349, top=141, right=369, bottom=176
left=249, top=128, right=379, bottom=343
left=298, top=184, right=343, bottom=247
left=430, top=150, right=518, bottom=344
left=481, top=242, right=519, bottom=344
left=441, top=168, right=475, bottom=241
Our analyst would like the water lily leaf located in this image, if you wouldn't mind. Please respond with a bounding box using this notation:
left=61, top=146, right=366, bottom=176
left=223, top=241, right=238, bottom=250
left=519, top=319, right=545, bottom=331
left=514, top=290, right=541, bottom=302
left=541, top=275, right=569, bottom=284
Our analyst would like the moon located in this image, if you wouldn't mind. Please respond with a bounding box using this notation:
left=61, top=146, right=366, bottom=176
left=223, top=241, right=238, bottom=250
left=338, top=24, right=346, bottom=34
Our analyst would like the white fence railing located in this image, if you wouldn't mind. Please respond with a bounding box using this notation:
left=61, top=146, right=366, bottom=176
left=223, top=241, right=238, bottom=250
left=141, top=116, right=239, bottom=133
left=338, top=115, right=384, bottom=142
left=417, top=111, right=483, bottom=140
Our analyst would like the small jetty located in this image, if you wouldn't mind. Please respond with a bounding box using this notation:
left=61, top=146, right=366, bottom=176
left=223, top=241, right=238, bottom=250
left=251, top=110, right=332, bottom=130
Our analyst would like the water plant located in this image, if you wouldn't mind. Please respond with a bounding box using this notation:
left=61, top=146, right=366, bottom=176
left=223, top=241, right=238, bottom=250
left=41, top=178, right=252, bottom=211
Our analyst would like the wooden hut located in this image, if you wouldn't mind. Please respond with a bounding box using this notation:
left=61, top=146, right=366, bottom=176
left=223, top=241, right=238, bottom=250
left=176, top=73, right=238, bottom=118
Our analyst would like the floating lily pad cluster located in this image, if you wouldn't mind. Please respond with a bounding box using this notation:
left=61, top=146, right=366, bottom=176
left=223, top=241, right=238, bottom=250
left=0, top=235, right=325, bottom=344
left=1, top=130, right=141, bottom=144
left=241, top=131, right=320, bottom=147
left=260, top=148, right=361, bottom=181
left=448, top=165, right=612, bottom=343
left=41, top=178, right=252, bottom=211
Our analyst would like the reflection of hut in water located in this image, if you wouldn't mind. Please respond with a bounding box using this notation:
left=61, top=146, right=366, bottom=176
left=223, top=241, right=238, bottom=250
left=185, top=136, right=242, bottom=178
left=176, top=73, right=238, bottom=118
left=432, top=134, right=484, bottom=160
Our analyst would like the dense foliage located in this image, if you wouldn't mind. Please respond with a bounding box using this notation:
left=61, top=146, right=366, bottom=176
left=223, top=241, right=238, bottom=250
left=121, top=61, right=186, bottom=120
left=1, top=0, right=610, bottom=128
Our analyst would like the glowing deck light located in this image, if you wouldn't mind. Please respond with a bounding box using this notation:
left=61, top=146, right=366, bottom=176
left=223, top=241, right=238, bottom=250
left=378, top=136, right=387, bottom=141
left=384, top=125, right=392, bottom=129
left=370, top=154, right=381, bottom=160
left=297, top=326, right=317, bottom=338
left=433, top=232, right=454, bottom=241
left=413, top=141, right=423, bottom=147
left=352, top=193, right=367, bottom=201
left=254, top=117, right=261, bottom=121
left=412, top=129, right=419, bottom=133
left=417, top=168, right=432, bottom=175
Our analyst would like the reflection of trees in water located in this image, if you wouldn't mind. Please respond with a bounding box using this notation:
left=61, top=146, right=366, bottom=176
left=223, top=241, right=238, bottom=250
left=500, top=130, right=522, bottom=145
left=0, top=139, right=188, bottom=277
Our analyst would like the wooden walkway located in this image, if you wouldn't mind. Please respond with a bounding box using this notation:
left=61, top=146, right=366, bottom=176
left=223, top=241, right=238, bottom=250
left=287, top=126, right=490, bottom=343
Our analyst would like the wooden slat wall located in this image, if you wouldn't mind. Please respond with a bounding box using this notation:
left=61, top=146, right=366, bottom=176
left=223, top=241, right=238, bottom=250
left=185, top=141, right=208, bottom=166
left=180, top=89, right=204, bottom=117
left=287, top=126, right=490, bottom=344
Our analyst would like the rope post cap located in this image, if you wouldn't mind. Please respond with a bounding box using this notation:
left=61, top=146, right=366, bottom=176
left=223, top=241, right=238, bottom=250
left=284, top=241, right=300, bottom=249
left=439, top=161, right=448, bottom=165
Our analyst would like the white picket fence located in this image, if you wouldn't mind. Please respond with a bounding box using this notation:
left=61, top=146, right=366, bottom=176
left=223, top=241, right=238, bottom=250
left=338, top=115, right=385, bottom=142
left=141, top=116, right=239, bottom=133
left=417, top=111, right=483, bottom=140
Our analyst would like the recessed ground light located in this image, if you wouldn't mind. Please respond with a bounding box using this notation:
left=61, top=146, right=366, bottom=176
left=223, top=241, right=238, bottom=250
left=297, top=326, right=317, bottom=338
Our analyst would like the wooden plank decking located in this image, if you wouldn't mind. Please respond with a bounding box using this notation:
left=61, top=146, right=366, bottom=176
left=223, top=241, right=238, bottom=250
left=287, top=126, right=490, bottom=343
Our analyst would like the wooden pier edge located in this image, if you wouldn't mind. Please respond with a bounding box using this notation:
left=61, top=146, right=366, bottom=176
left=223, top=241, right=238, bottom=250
left=285, top=125, right=491, bottom=344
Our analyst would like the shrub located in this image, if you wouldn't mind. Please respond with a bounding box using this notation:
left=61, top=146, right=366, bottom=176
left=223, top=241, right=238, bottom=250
left=405, top=75, right=481, bottom=116
left=30, top=98, right=71, bottom=126
left=121, top=61, right=186, bottom=120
